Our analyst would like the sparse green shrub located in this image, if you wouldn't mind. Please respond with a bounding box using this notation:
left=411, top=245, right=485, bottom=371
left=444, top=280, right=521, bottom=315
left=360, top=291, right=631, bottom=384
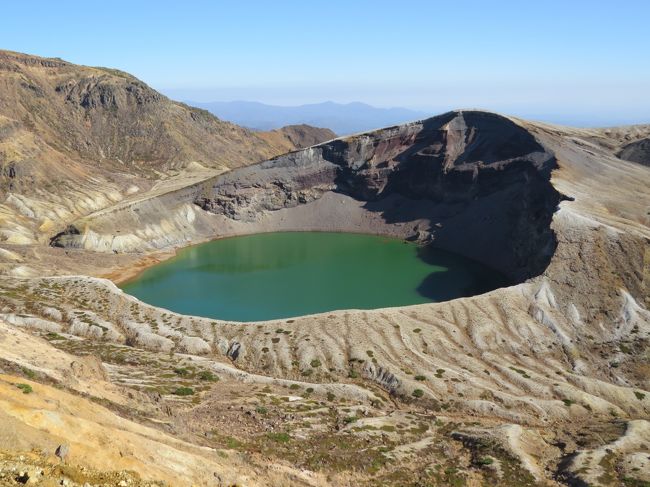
left=326, top=392, right=335, bottom=401
left=344, top=415, right=358, bottom=424
left=619, top=343, right=632, bottom=354
left=509, top=366, right=531, bottom=379
left=412, top=389, right=424, bottom=398
left=21, top=367, right=36, bottom=380
left=289, top=384, right=300, bottom=390
left=172, top=387, right=194, bottom=396
left=266, top=432, right=290, bottom=443
left=413, top=328, right=421, bottom=333
left=310, top=359, right=321, bottom=368
left=634, top=391, right=646, bottom=400
left=16, top=383, right=33, bottom=394
left=225, top=436, right=243, bottom=449
left=198, top=371, right=218, bottom=382
left=256, top=406, right=268, bottom=414
left=477, top=457, right=494, bottom=466
left=174, top=367, right=190, bottom=376
left=415, top=375, right=426, bottom=381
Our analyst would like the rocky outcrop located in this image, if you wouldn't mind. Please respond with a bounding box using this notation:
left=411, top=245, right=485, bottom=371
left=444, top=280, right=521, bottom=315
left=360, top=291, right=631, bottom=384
left=256, top=124, right=337, bottom=153
left=618, top=138, right=650, bottom=166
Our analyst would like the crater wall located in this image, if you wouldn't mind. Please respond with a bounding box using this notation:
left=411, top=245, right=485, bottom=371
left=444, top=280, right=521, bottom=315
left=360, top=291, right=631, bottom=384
left=195, top=111, right=563, bottom=282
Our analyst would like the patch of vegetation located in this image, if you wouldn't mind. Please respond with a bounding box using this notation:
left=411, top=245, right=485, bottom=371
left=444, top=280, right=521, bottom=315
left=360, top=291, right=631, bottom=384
left=477, top=456, right=494, bottom=466
left=256, top=406, right=268, bottom=415
left=310, top=359, right=321, bottom=368
left=266, top=432, right=291, bottom=443
left=343, top=416, right=358, bottom=424
left=458, top=434, right=538, bottom=486
left=413, top=328, right=422, bottom=333
left=597, top=451, right=617, bottom=485
left=326, top=392, right=335, bottom=401
left=415, top=375, right=426, bottom=381
left=435, top=368, right=445, bottom=378
left=16, top=383, right=33, bottom=394
left=634, top=391, right=645, bottom=400
left=173, top=367, right=190, bottom=376
left=289, top=384, right=300, bottom=390
left=622, top=476, right=650, bottom=486
left=412, top=389, right=424, bottom=398
left=562, top=399, right=576, bottom=407
left=225, top=436, right=243, bottom=449
left=198, top=370, right=218, bottom=382
left=21, top=367, right=36, bottom=380
left=509, top=366, right=532, bottom=379
left=172, top=387, right=194, bottom=396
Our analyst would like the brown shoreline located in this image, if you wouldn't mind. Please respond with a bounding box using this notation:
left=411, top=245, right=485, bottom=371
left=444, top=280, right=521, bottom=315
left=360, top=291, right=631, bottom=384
left=101, top=249, right=177, bottom=286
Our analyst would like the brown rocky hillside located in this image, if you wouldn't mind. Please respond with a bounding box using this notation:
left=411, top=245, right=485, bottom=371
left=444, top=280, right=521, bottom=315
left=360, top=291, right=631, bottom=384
left=0, top=50, right=332, bottom=246
left=258, top=124, right=337, bottom=153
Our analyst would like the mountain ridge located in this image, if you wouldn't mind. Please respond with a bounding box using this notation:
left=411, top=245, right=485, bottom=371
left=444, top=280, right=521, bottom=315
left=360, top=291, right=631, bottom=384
left=186, top=99, right=429, bottom=135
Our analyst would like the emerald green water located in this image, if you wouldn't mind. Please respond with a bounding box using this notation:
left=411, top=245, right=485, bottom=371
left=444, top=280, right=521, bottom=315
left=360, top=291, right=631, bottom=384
left=120, top=232, right=507, bottom=322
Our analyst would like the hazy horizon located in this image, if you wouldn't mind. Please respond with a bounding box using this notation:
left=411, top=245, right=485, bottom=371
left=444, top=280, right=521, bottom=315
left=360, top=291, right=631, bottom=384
left=178, top=98, right=647, bottom=129
left=3, top=0, right=649, bottom=127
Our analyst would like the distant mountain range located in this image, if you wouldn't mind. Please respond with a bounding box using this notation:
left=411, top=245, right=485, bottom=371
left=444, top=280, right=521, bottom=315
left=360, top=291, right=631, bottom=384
left=186, top=100, right=430, bottom=135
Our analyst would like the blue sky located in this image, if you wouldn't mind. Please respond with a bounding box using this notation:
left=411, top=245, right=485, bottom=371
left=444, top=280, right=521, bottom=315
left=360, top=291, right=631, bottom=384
left=3, top=0, right=649, bottom=125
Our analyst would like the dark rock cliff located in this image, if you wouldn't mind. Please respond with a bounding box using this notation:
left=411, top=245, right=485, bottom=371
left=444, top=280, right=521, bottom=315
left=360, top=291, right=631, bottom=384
left=618, top=138, right=650, bottom=166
